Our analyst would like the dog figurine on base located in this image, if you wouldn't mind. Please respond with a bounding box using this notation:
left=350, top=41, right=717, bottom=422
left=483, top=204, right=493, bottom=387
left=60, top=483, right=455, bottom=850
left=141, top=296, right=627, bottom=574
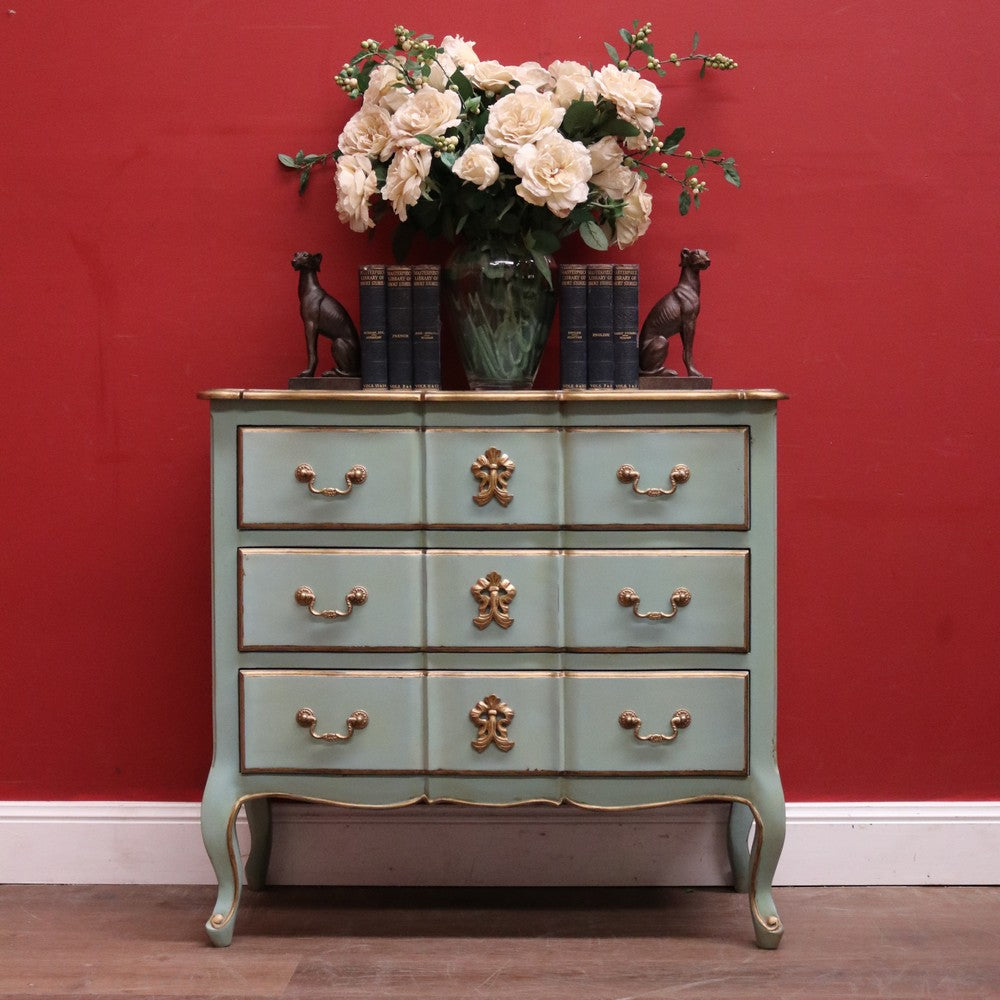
left=291, top=251, right=360, bottom=380
left=639, top=247, right=710, bottom=380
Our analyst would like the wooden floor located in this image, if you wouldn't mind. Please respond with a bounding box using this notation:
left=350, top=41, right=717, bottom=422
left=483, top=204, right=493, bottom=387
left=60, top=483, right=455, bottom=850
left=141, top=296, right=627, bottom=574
left=1, top=885, right=998, bottom=998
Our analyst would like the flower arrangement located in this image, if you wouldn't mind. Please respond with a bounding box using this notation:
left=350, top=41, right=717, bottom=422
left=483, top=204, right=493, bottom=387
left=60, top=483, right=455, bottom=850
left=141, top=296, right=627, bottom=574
left=280, top=21, right=740, bottom=283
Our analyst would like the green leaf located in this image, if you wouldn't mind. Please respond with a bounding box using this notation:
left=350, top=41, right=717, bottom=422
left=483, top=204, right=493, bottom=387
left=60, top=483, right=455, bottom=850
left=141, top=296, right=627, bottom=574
left=561, top=99, right=599, bottom=140
left=619, top=28, right=633, bottom=46
left=691, top=31, right=700, bottom=53
left=416, top=134, right=438, bottom=147
left=294, top=150, right=306, bottom=165
left=705, top=148, right=722, bottom=157
left=678, top=190, right=691, bottom=215
left=450, top=68, right=475, bottom=101
left=597, top=117, right=640, bottom=139
left=604, top=42, right=620, bottom=63
left=723, top=164, right=742, bottom=187
left=700, top=61, right=707, bottom=79
left=579, top=218, right=609, bottom=251
left=684, top=163, right=700, bottom=179
left=527, top=229, right=561, bottom=254
left=277, top=153, right=297, bottom=168
left=532, top=250, right=554, bottom=288
left=298, top=166, right=311, bottom=196
left=662, top=126, right=685, bottom=152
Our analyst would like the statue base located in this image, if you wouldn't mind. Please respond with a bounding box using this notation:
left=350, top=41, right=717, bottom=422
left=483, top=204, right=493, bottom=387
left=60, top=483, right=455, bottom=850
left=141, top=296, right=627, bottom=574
left=288, top=376, right=363, bottom=390
left=638, top=375, right=713, bottom=389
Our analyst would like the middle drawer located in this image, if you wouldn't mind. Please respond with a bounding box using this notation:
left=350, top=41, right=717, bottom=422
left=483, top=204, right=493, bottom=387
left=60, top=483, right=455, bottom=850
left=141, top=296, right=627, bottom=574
left=240, top=548, right=748, bottom=653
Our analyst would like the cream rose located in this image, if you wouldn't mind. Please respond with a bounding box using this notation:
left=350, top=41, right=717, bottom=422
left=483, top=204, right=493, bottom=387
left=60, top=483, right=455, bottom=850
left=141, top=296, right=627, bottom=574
left=386, top=87, right=462, bottom=156
left=338, top=105, right=392, bottom=159
left=512, top=132, right=592, bottom=217
left=334, top=153, right=378, bottom=232
left=593, top=64, right=661, bottom=135
left=588, top=135, right=625, bottom=174
left=484, top=87, right=565, bottom=161
left=613, top=178, right=653, bottom=247
left=362, top=63, right=409, bottom=113
left=511, top=61, right=554, bottom=92
left=381, top=146, right=432, bottom=221
left=441, top=34, right=479, bottom=70
left=470, top=60, right=517, bottom=93
left=452, top=143, right=500, bottom=190
left=548, top=60, right=599, bottom=107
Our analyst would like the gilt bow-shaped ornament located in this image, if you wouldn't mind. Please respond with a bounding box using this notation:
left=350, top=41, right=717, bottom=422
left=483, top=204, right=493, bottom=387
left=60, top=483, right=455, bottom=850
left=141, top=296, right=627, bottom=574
left=471, top=447, right=515, bottom=507
left=471, top=570, right=516, bottom=629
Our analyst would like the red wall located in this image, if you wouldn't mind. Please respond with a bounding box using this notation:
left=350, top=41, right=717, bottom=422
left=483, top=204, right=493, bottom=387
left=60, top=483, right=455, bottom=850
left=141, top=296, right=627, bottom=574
left=2, top=1, right=998, bottom=801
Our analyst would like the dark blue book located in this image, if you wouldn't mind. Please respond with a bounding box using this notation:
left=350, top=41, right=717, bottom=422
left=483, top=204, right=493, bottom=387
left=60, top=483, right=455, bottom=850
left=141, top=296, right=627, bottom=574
left=612, top=263, right=640, bottom=388
left=559, top=263, right=588, bottom=389
left=358, top=263, right=388, bottom=389
left=586, top=263, right=614, bottom=388
left=386, top=264, right=413, bottom=389
left=411, top=264, right=441, bottom=390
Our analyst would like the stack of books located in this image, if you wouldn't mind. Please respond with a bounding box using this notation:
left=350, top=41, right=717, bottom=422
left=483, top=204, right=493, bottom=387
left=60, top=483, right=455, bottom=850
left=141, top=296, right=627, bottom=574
left=358, top=263, right=441, bottom=389
left=559, top=262, right=640, bottom=389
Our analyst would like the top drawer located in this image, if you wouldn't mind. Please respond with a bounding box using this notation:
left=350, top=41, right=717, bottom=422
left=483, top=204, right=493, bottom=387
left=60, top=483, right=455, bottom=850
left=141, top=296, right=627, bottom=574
left=563, top=427, right=749, bottom=530
left=238, top=427, right=422, bottom=529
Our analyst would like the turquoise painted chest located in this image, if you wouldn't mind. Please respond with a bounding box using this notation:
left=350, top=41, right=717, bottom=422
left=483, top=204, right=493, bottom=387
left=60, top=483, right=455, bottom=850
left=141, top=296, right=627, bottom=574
left=200, top=388, right=786, bottom=947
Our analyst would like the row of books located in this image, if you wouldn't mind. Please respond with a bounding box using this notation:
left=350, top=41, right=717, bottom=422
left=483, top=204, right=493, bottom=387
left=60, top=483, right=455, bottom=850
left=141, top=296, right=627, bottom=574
left=559, top=262, right=640, bottom=389
left=358, top=264, right=441, bottom=389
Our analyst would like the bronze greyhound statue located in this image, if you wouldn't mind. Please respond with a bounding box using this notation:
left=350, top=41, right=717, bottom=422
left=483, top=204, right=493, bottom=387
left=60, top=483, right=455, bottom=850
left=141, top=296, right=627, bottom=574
left=639, top=248, right=710, bottom=378
left=292, top=251, right=360, bottom=378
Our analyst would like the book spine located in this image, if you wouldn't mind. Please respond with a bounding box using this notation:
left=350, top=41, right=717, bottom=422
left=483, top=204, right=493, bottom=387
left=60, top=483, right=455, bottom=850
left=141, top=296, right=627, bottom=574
left=411, top=264, right=441, bottom=390
left=612, top=263, right=640, bottom=388
left=585, top=263, right=614, bottom=388
left=386, top=264, right=413, bottom=389
left=559, top=263, right=588, bottom=389
left=358, top=264, right=388, bottom=389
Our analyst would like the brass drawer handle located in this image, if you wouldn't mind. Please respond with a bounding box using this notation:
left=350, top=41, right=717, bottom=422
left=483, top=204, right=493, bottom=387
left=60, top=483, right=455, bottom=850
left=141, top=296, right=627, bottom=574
left=616, top=463, right=690, bottom=497
left=295, top=707, right=369, bottom=743
left=618, top=586, right=691, bottom=620
left=295, top=585, right=368, bottom=619
left=471, top=571, right=516, bottom=630
left=295, top=462, right=368, bottom=496
left=470, top=694, right=515, bottom=753
left=472, top=447, right=515, bottom=507
left=619, top=708, right=692, bottom=743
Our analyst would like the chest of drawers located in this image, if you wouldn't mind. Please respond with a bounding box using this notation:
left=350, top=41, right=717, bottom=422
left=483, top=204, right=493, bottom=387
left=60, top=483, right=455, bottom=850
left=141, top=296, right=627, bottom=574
left=199, top=388, right=786, bottom=948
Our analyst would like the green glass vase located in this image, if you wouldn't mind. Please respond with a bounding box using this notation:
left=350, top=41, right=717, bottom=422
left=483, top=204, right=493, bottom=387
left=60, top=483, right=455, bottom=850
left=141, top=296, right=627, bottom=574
left=442, top=240, right=556, bottom=390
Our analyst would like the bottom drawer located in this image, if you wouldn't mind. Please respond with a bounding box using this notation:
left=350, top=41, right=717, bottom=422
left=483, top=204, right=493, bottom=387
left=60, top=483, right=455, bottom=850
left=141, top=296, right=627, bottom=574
left=564, top=671, right=748, bottom=776
left=240, top=670, right=424, bottom=774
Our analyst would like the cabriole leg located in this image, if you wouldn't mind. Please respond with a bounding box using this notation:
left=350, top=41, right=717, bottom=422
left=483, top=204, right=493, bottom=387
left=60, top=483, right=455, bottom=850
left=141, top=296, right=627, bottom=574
left=747, top=787, right=786, bottom=949
left=200, top=780, right=243, bottom=947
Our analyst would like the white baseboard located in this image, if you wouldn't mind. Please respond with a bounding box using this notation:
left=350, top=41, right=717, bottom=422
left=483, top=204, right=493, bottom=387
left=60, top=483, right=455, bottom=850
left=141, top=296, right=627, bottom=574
left=1, top=801, right=997, bottom=886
